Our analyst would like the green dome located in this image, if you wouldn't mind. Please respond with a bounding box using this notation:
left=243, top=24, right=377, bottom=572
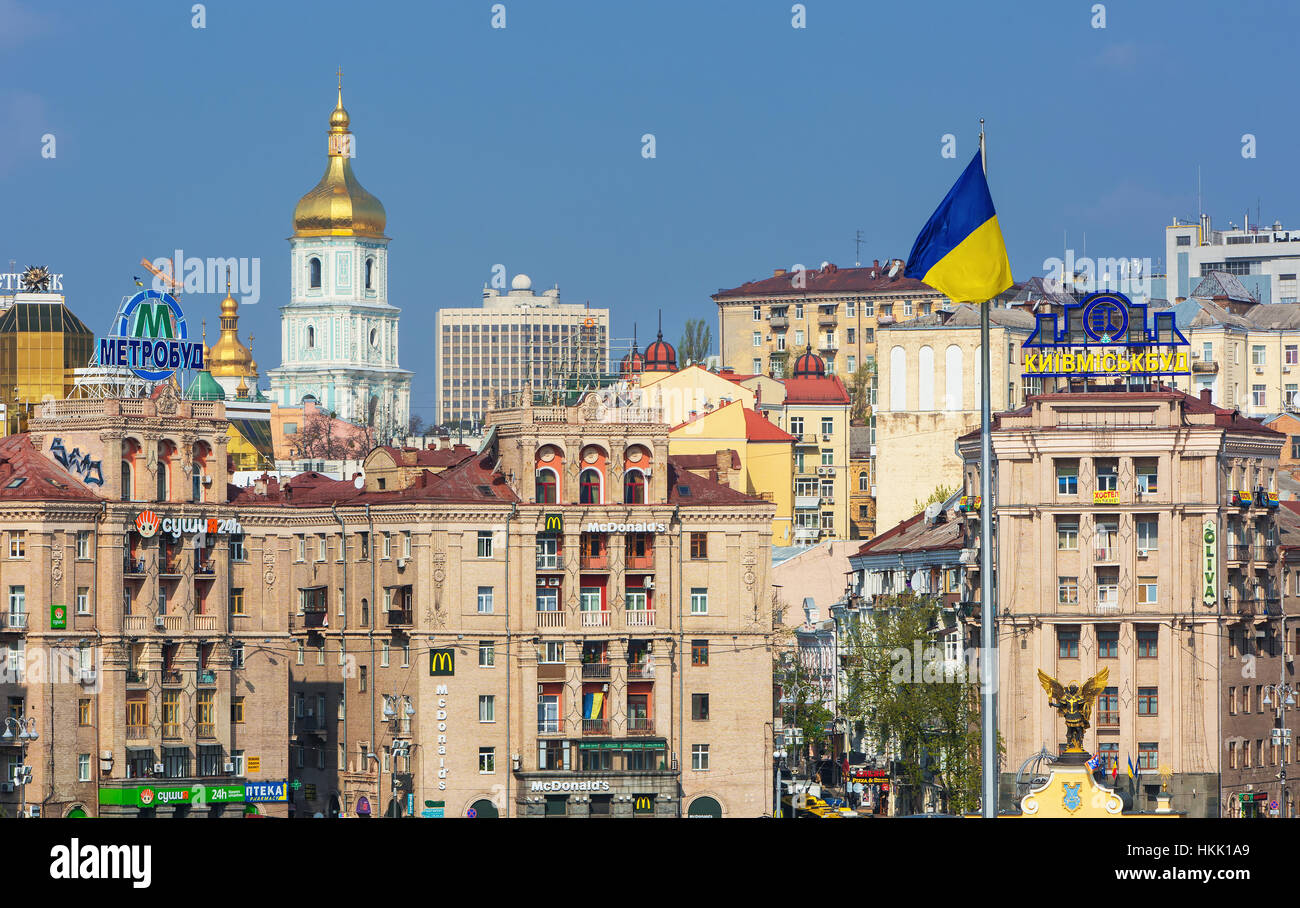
left=186, top=370, right=226, bottom=401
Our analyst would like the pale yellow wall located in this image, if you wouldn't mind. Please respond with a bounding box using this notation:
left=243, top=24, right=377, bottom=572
left=640, top=366, right=755, bottom=426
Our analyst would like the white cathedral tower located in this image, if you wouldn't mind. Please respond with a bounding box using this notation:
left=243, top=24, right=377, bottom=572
left=268, top=77, right=412, bottom=438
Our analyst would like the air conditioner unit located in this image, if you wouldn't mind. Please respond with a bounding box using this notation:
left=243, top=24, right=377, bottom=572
left=643, top=577, right=655, bottom=590
left=223, top=762, right=236, bottom=773
left=0, top=782, right=12, bottom=793
left=396, top=558, right=408, bottom=570
left=153, top=763, right=165, bottom=774
left=154, top=617, right=166, bottom=629
left=822, top=434, right=832, bottom=441
left=80, top=668, right=97, bottom=684
left=1137, top=549, right=1150, bottom=558
left=202, top=475, right=213, bottom=485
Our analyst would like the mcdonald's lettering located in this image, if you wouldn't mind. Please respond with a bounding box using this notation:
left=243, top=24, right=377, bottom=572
left=543, top=514, right=564, bottom=534
left=429, top=649, right=455, bottom=676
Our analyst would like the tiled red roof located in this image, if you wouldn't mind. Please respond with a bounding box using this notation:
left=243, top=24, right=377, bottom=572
left=713, top=263, right=937, bottom=299
left=667, top=458, right=767, bottom=505
left=781, top=375, right=850, bottom=405
left=375, top=444, right=476, bottom=469
left=0, top=435, right=99, bottom=502
left=854, top=507, right=963, bottom=557
left=742, top=407, right=797, bottom=442
left=673, top=451, right=741, bottom=471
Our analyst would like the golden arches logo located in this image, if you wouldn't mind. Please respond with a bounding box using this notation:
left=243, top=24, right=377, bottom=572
left=543, top=514, right=564, bottom=534
left=634, top=796, right=653, bottom=812
left=135, top=509, right=160, bottom=538
left=430, top=649, right=455, bottom=676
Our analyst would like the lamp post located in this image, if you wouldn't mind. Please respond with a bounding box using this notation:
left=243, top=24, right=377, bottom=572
left=380, top=694, right=415, bottom=818
left=2, top=715, right=38, bottom=818
left=1261, top=682, right=1296, bottom=817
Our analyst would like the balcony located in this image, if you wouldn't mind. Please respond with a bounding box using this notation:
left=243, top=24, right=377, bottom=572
left=536, top=610, right=565, bottom=629
left=195, top=560, right=215, bottom=576
left=192, top=614, right=219, bottom=632
left=582, top=718, right=610, bottom=735
left=625, top=553, right=654, bottom=571
left=537, top=722, right=564, bottom=736
left=301, top=610, right=328, bottom=629
left=126, top=669, right=148, bottom=686
left=581, top=662, right=612, bottom=680
left=196, top=723, right=216, bottom=739
left=123, top=558, right=146, bottom=576
left=580, top=610, right=610, bottom=628
left=1094, top=546, right=1118, bottom=563
left=161, top=669, right=182, bottom=686
left=627, top=662, right=655, bottom=680
left=1095, top=599, right=1120, bottom=615
left=1226, top=544, right=1251, bottom=563
left=769, top=315, right=789, bottom=330
left=386, top=609, right=413, bottom=628
left=580, top=549, right=609, bottom=571
left=126, top=725, right=149, bottom=740
left=537, top=662, right=567, bottom=682
left=123, top=615, right=149, bottom=633
left=818, top=339, right=840, bottom=352
left=1254, top=545, right=1279, bottom=563
left=159, top=559, right=183, bottom=577
left=625, top=609, right=656, bottom=628
left=818, top=313, right=839, bottom=328
left=1191, top=360, right=1218, bottom=373
left=793, top=527, right=822, bottom=542
left=197, top=669, right=216, bottom=685
left=627, top=716, right=654, bottom=735
left=793, top=433, right=820, bottom=448
left=4, top=612, right=27, bottom=631
left=536, top=553, right=562, bottom=570
left=794, top=495, right=821, bottom=510
left=1265, top=598, right=1283, bottom=616
left=158, top=615, right=184, bottom=633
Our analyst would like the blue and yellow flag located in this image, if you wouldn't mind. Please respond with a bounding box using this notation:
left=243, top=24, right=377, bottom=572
left=583, top=691, right=604, bottom=720
left=904, top=147, right=1013, bottom=304
left=1126, top=756, right=1135, bottom=779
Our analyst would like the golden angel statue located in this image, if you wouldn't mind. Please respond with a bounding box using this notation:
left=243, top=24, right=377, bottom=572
left=1037, top=667, right=1109, bottom=754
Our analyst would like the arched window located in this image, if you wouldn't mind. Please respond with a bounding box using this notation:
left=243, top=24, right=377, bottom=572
left=309, top=257, right=322, bottom=289
left=889, top=346, right=907, bottom=411
left=945, top=345, right=963, bottom=411
left=535, top=469, right=558, bottom=504
left=365, top=258, right=374, bottom=290
left=579, top=469, right=602, bottom=504
left=624, top=470, right=646, bottom=505
left=918, top=345, right=934, bottom=411
left=121, top=461, right=133, bottom=502
left=307, top=325, right=315, bottom=348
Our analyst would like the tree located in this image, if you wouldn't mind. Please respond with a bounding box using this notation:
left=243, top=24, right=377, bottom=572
left=775, top=649, right=834, bottom=770
left=290, top=408, right=371, bottom=462
left=849, top=360, right=876, bottom=424
left=840, top=591, right=997, bottom=815
left=679, top=319, right=712, bottom=367
left=911, top=483, right=958, bottom=515
left=408, top=414, right=426, bottom=437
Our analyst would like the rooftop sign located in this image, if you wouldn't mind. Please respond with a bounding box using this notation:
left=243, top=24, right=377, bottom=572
left=98, top=289, right=204, bottom=382
left=1021, top=291, right=1190, bottom=378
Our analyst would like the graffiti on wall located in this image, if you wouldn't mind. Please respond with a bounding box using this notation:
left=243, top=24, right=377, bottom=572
left=50, top=437, right=104, bottom=486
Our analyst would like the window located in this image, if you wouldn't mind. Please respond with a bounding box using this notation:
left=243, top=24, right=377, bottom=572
left=229, top=587, right=245, bottom=616
left=479, top=747, right=496, bottom=774
left=380, top=641, right=389, bottom=667
left=539, top=641, right=565, bottom=663
left=1097, top=687, right=1118, bottom=726
left=821, top=417, right=834, bottom=435
left=382, top=533, right=391, bottom=559
left=579, top=469, right=602, bottom=504
left=1137, top=577, right=1157, bottom=607
left=790, top=417, right=804, bottom=436
left=690, top=532, right=707, bottom=559
left=359, top=665, right=367, bottom=692
left=359, top=532, right=369, bottom=560
left=1293, top=437, right=1300, bottom=461
left=75, top=586, right=90, bottom=615
left=403, top=531, right=412, bottom=558
left=1137, top=743, right=1158, bottom=772
left=231, top=696, right=245, bottom=724
left=692, top=744, right=710, bottom=771
left=479, top=695, right=495, bottom=723
left=1202, top=341, right=1213, bottom=362
left=7, top=586, right=24, bottom=625
left=752, top=358, right=761, bottom=374
left=1095, top=460, right=1117, bottom=492
left=1288, top=345, right=1300, bottom=367
left=230, top=643, right=244, bottom=668
left=1097, top=627, right=1119, bottom=658
left=1135, top=459, right=1157, bottom=494
left=690, top=588, right=708, bottom=615
left=1057, top=577, right=1078, bottom=605
left=1057, top=520, right=1078, bottom=550
left=535, top=469, right=558, bottom=503
left=752, top=306, right=761, bottom=321
left=1137, top=627, right=1158, bottom=658
left=229, top=534, right=246, bottom=561
left=1252, top=345, right=1266, bottom=366
left=794, top=304, right=804, bottom=319
left=479, top=641, right=495, bottom=667
left=692, top=693, right=709, bottom=720
left=1253, top=385, right=1266, bottom=407
left=691, top=640, right=709, bottom=666
left=297, top=641, right=305, bottom=665
left=1135, top=518, right=1158, bottom=552
left=477, top=586, right=494, bottom=614
left=537, top=694, right=560, bottom=734
left=8, top=531, right=23, bottom=558
left=76, top=531, right=90, bottom=559
left=309, top=257, right=321, bottom=289
left=1137, top=687, right=1158, bottom=716
left=477, top=531, right=493, bottom=558
left=624, top=471, right=646, bottom=504
left=753, top=332, right=762, bottom=347
left=1056, top=461, right=1078, bottom=495
left=1058, top=627, right=1080, bottom=659
left=78, top=753, right=91, bottom=782
left=1176, top=235, right=1191, bottom=246
left=296, top=535, right=306, bottom=562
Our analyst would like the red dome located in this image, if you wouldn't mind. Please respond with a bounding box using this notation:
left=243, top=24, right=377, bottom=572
left=792, top=347, right=825, bottom=377
left=620, top=348, right=645, bottom=375
left=643, top=330, right=677, bottom=372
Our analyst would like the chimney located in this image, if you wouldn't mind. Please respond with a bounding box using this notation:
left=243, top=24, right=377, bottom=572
left=774, top=269, right=787, bottom=278
left=0, top=457, right=13, bottom=484
left=715, top=450, right=732, bottom=489
left=1200, top=388, right=1213, bottom=404
left=873, top=259, right=880, bottom=269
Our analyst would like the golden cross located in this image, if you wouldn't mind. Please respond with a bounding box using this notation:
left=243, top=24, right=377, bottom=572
left=337, top=67, right=343, bottom=90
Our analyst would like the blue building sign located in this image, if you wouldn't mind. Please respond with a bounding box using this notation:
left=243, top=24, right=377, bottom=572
left=244, top=781, right=288, bottom=803
left=1022, top=291, right=1190, bottom=378
left=98, top=289, right=204, bottom=382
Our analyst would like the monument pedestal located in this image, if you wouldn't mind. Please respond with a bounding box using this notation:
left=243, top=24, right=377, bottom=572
left=1020, top=761, right=1123, bottom=817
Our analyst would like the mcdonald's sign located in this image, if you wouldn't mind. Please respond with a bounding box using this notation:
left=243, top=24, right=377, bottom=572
left=542, top=513, right=564, bottom=535
left=633, top=795, right=654, bottom=814
left=430, top=648, right=455, bottom=676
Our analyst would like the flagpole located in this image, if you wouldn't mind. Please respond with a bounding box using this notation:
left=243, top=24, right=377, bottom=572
left=978, top=119, right=999, bottom=819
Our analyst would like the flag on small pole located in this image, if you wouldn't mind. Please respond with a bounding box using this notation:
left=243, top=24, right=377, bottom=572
left=904, top=123, right=1013, bottom=819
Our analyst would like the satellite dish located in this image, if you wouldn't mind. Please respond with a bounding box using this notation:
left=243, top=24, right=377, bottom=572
left=820, top=261, right=830, bottom=270
left=888, top=260, right=901, bottom=278
left=354, top=475, right=365, bottom=490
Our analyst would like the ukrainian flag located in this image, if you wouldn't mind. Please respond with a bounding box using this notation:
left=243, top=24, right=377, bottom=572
left=1127, top=756, right=1135, bottom=779
left=904, top=147, right=1013, bottom=304
left=583, top=691, right=604, bottom=720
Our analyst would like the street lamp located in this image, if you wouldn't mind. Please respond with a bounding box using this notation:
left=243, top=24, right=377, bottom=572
left=2, top=715, right=38, bottom=818
left=379, top=694, right=415, bottom=818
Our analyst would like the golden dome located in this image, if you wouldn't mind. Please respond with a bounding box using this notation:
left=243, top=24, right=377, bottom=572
left=208, top=282, right=256, bottom=378
left=292, top=79, right=386, bottom=238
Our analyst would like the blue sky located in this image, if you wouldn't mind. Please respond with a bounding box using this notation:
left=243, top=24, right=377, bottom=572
left=2, top=0, right=1297, bottom=420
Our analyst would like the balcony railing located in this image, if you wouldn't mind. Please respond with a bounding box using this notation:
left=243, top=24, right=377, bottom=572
left=1094, top=545, right=1117, bottom=563
left=159, top=559, right=183, bottom=576
left=794, top=433, right=820, bottom=448
left=161, top=669, right=182, bottom=686
left=386, top=609, right=413, bottom=628
left=124, top=558, right=146, bottom=575
left=1255, top=545, right=1279, bottom=562
left=625, top=553, right=654, bottom=571
left=625, top=609, right=655, bottom=628
left=580, top=551, right=609, bottom=570
left=197, top=723, right=216, bottom=739
left=536, top=610, right=565, bottom=629
left=162, top=723, right=182, bottom=739
left=769, top=315, right=789, bottom=330
left=580, top=610, right=611, bottom=628
left=537, top=722, right=564, bottom=736
left=123, top=615, right=149, bottom=633
left=537, top=662, right=567, bottom=682
left=627, top=662, right=655, bottom=680
left=126, top=669, right=148, bottom=685
left=536, top=553, right=561, bottom=570
left=195, top=561, right=215, bottom=576
left=126, top=725, right=149, bottom=740
left=158, top=615, right=184, bottom=633
left=627, top=716, right=654, bottom=734
left=581, top=662, right=611, bottom=680
left=5, top=612, right=27, bottom=630
left=794, top=495, right=821, bottom=510
left=1227, top=544, right=1252, bottom=562
left=582, top=718, right=610, bottom=735
left=818, top=314, right=839, bottom=328
left=198, top=669, right=216, bottom=685
left=1097, top=712, right=1120, bottom=728
left=192, top=614, right=219, bottom=632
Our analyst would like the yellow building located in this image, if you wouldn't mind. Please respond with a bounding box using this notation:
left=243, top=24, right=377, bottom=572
left=0, top=290, right=94, bottom=434
left=638, top=364, right=756, bottom=425
left=670, top=399, right=795, bottom=545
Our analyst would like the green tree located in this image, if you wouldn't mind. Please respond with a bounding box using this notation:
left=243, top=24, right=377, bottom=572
left=775, top=649, right=834, bottom=768
left=849, top=359, right=877, bottom=424
left=679, top=319, right=712, bottom=367
left=840, top=591, right=996, bottom=815
left=910, top=483, right=958, bottom=515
